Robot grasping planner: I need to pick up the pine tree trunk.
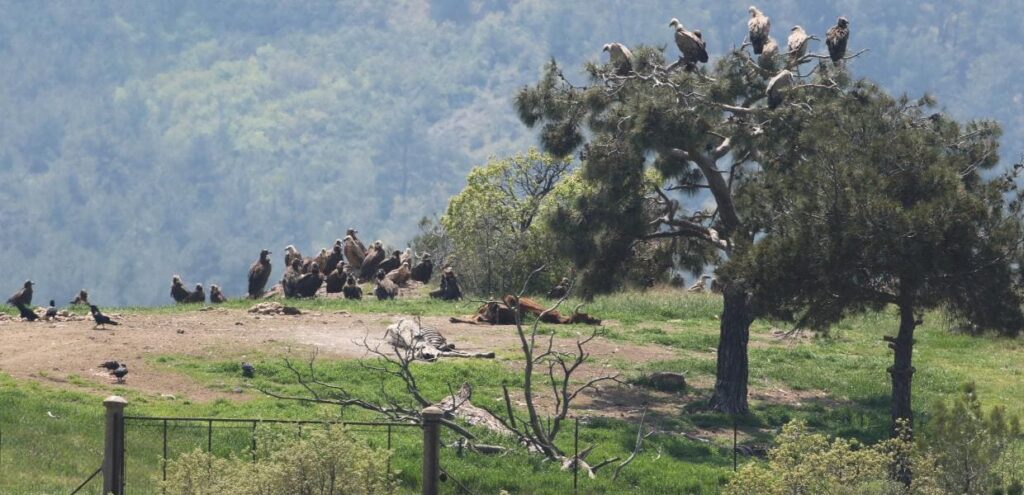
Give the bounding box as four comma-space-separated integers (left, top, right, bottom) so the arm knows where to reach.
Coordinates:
889, 302, 917, 485
709, 290, 753, 415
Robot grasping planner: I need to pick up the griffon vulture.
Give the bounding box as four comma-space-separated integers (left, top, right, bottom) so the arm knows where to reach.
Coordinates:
248, 249, 272, 299
826, 17, 850, 65
766, 69, 795, 109
602, 42, 634, 75
747, 6, 771, 54
283, 245, 303, 269
758, 37, 779, 70
668, 18, 708, 68
386, 262, 412, 287
786, 26, 811, 69
377, 250, 402, 277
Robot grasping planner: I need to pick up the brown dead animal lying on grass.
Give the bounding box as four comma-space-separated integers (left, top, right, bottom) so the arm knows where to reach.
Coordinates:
450, 295, 601, 325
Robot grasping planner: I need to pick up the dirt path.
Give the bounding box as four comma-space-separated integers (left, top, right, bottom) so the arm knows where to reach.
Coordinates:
0, 308, 673, 402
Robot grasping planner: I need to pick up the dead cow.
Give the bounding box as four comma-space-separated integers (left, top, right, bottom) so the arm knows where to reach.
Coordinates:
450, 295, 601, 326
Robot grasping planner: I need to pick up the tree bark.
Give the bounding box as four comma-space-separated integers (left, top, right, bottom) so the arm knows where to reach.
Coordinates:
709, 290, 753, 414
889, 302, 917, 485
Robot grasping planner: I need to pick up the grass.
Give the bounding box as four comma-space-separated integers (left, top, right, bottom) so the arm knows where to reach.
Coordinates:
3, 288, 1024, 493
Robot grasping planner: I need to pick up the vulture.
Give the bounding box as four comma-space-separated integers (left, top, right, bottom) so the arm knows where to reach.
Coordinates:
359, 241, 386, 281
343, 276, 363, 300
688, 275, 711, 293
241, 362, 255, 378
248, 249, 272, 299
400, 247, 413, 266
45, 300, 58, 320
429, 267, 462, 301
668, 18, 708, 69
14, 302, 38, 321
171, 276, 189, 303
548, 277, 570, 299
374, 269, 398, 300
386, 262, 412, 287
313, 248, 329, 274
90, 305, 119, 328
325, 241, 344, 277
282, 258, 303, 298
210, 285, 227, 304
786, 26, 811, 69
343, 229, 367, 268
7, 280, 33, 307
747, 6, 771, 55
826, 17, 850, 65
602, 42, 634, 76
325, 261, 347, 293
186, 284, 206, 304
110, 363, 128, 384
411, 254, 434, 283
766, 69, 795, 109
294, 263, 324, 298
71, 289, 89, 305
758, 37, 779, 70
377, 250, 402, 277
284, 245, 303, 269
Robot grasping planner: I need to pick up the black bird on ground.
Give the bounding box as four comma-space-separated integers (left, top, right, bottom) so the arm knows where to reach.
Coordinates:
7, 280, 33, 306
90, 305, 119, 328
45, 300, 58, 320
248, 249, 272, 299
186, 284, 205, 303
429, 267, 463, 301
548, 278, 570, 299
14, 302, 38, 321
377, 250, 402, 277
210, 285, 227, 304
294, 263, 324, 298
171, 276, 189, 303
282, 258, 303, 298
343, 275, 362, 300
373, 269, 398, 300
325, 261, 347, 293
241, 362, 255, 378
111, 364, 128, 384
411, 253, 434, 283
100, 361, 120, 371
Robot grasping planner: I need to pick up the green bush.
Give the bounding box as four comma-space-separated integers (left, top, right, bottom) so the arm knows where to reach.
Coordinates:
161, 428, 394, 495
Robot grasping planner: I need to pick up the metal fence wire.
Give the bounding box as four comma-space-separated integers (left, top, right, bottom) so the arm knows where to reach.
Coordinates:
120, 415, 419, 494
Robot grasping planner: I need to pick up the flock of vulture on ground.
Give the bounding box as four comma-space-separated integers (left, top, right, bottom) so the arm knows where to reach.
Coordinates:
603, 8, 851, 109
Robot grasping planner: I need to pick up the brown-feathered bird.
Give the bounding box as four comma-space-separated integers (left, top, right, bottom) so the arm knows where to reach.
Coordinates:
411, 253, 434, 283
343, 275, 363, 300
386, 262, 412, 287
758, 36, 779, 70
400, 247, 413, 266
766, 69, 795, 109
786, 25, 811, 69
325, 261, 347, 293
548, 277, 570, 299
826, 17, 849, 65
747, 6, 771, 54
313, 248, 329, 274
210, 285, 227, 304
171, 276, 189, 303
284, 245, 303, 269
377, 250, 402, 277
373, 269, 398, 300
282, 258, 302, 298
602, 42, 634, 75
325, 241, 344, 276
359, 241, 386, 281
343, 229, 367, 267
186, 283, 206, 303
295, 263, 324, 298
248, 249, 272, 299
668, 18, 708, 68
71, 289, 89, 305
7, 280, 33, 307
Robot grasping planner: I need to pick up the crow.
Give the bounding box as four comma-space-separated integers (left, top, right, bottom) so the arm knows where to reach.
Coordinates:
241, 362, 255, 378
100, 361, 120, 371
14, 302, 38, 321
90, 305, 119, 328
45, 300, 58, 320
111, 364, 128, 384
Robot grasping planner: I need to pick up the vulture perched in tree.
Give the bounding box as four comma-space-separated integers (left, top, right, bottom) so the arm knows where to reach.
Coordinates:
248, 249, 272, 299
747, 6, 771, 55
359, 241, 386, 281
602, 42, 634, 76
411, 253, 434, 283
374, 269, 398, 300
295, 263, 324, 298
186, 284, 206, 303
343, 275, 363, 300
71, 289, 89, 305
668, 18, 708, 69
766, 69, 795, 109
325, 261, 347, 293
386, 262, 412, 287
171, 276, 189, 303
7, 280, 33, 307
325, 241, 344, 277
14, 302, 38, 321
758, 37, 779, 70
548, 278, 570, 299
282, 258, 302, 298
377, 250, 402, 277
210, 285, 227, 304
826, 17, 850, 65
786, 26, 811, 69
429, 267, 462, 301
284, 245, 303, 269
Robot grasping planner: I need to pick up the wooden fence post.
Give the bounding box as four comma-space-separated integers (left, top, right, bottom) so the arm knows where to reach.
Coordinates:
421, 406, 442, 495
102, 395, 128, 495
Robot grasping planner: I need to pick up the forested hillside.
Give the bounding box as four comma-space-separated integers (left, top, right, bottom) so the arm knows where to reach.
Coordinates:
1, 0, 1021, 306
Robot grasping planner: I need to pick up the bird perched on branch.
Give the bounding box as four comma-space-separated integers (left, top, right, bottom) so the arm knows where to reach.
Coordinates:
45, 300, 58, 320
7, 280, 33, 307
90, 305, 119, 328
171, 276, 189, 303
826, 17, 850, 65
411, 253, 434, 283
747, 6, 771, 54
343, 275, 363, 300
248, 249, 272, 299
186, 284, 205, 304
14, 302, 38, 321
602, 42, 634, 75
766, 69, 795, 109
668, 18, 708, 69
210, 285, 227, 304
786, 26, 811, 69
758, 36, 779, 70
71, 289, 89, 306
